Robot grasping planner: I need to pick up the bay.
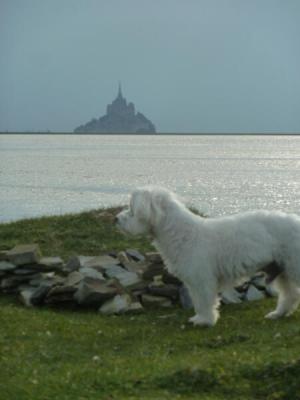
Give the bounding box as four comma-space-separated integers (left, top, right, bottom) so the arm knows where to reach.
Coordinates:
0, 134, 299, 222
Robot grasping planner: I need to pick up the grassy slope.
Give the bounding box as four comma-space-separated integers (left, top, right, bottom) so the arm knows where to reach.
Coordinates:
1, 210, 300, 400
0, 207, 153, 259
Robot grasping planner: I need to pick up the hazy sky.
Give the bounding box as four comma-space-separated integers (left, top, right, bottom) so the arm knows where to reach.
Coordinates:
1, 0, 300, 133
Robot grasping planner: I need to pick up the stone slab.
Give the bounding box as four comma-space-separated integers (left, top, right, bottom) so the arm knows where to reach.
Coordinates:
0, 261, 16, 272
6, 244, 41, 266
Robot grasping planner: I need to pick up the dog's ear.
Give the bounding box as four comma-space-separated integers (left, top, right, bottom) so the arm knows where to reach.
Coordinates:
150, 190, 168, 224
131, 189, 152, 222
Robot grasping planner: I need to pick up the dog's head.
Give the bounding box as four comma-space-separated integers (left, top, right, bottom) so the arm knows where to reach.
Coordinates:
115, 186, 174, 236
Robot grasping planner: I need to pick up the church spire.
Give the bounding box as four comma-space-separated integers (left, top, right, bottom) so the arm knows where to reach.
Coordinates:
118, 81, 123, 98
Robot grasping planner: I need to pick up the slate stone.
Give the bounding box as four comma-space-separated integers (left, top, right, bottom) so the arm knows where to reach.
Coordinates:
6, 244, 41, 266
117, 251, 131, 265
74, 278, 118, 305
29, 273, 64, 287
142, 263, 165, 281
84, 255, 119, 270
148, 284, 179, 301
19, 287, 36, 307
79, 267, 105, 280
117, 252, 147, 275
1, 274, 40, 291
251, 274, 267, 290
65, 256, 94, 271
119, 272, 141, 288
162, 271, 181, 285
126, 249, 145, 262
64, 271, 84, 287
145, 252, 162, 264
179, 285, 193, 309
265, 284, 278, 297
14, 268, 40, 275
0, 250, 8, 261
39, 257, 64, 271
45, 285, 77, 304
141, 294, 172, 308
245, 285, 265, 301
104, 265, 126, 279
99, 294, 143, 315
221, 288, 242, 304
0, 261, 16, 272
20, 283, 53, 307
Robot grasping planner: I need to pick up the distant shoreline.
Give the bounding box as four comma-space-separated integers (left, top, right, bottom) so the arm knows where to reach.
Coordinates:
1, 132, 300, 136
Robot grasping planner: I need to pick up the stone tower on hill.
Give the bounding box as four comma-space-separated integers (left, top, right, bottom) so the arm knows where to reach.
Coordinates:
74, 84, 156, 134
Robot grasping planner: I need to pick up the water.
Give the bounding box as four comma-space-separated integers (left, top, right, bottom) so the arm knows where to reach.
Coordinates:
0, 134, 299, 222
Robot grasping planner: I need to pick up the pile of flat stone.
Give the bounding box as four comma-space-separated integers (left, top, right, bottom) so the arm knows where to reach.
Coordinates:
0, 244, 276, 314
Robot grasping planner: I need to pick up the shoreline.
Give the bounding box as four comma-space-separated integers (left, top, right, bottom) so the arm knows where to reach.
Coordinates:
1, 132, 300, 136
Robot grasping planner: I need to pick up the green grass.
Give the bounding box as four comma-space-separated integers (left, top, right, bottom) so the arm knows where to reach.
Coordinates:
1, 210, 300, 399
0, 207, 153, 259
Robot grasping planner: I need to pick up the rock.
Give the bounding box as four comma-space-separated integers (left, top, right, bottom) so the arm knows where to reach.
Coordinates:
13, 268, 39, 275
79, 267, 105, 281
103, 264, 140, 287
45, 285, 77, 304
145, 252, 162, 264
221, 288, 242, 304
74, 85, 156, 134
38, 257, 64, 271
126, 249, 145, 262
162, 271, 181, 285
142, 263, 165, 281
245, 285, 265, 301
64, 271, 84, 287
65, 256, 94, 271
6, 244, 41, 266
19, 287, 36, 307
104, 265, 126, 278
148, 284, 179, 301
251, 274, 267, 290
117, 251, 131, 265
99, 294, 142, 315
179, 285, 193, 309
20, 283, 52, 307
0, 261, 16, 272
265, 284, 278, 297
29, 273, 64, 287
74, 278, 119, 305
111, 270, 141, 288
1, 274, 40, 291
117, 252, 147, 275
0, 250, 8, 261
151, 275, 164, 287
83, 255, 119, 270
141, 294, 172, 308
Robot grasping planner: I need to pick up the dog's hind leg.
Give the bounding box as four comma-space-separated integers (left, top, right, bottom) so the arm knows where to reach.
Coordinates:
265, 274, 300, 319
186, 282, 220, 327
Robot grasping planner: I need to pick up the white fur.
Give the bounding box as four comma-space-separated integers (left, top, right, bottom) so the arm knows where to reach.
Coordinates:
116, 186, 300, 327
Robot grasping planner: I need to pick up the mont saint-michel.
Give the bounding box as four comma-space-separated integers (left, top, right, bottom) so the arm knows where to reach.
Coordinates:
74, 85, 156, 134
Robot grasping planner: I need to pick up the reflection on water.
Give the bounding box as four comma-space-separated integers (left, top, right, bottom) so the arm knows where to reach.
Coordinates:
0, 134, 299, 222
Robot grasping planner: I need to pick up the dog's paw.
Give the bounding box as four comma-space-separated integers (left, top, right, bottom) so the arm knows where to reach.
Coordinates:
188, 314, 215, 327
265, 311, 282, 320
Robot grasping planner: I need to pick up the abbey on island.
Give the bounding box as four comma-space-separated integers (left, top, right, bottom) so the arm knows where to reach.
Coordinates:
74, 84, 156, 134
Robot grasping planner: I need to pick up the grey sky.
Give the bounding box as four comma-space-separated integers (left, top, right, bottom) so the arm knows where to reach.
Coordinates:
1, 0, 300, 133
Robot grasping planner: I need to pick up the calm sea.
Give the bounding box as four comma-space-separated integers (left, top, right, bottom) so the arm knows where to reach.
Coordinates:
0, 134, 299, 223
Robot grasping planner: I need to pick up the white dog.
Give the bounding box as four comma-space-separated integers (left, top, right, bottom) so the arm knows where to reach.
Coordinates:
116, 186, 300, 326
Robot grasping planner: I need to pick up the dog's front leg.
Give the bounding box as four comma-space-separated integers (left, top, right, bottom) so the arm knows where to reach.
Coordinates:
186, 282, 220, 327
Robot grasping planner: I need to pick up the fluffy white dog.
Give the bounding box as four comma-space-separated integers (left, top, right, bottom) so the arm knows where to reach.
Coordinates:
116, 186, 300, 326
